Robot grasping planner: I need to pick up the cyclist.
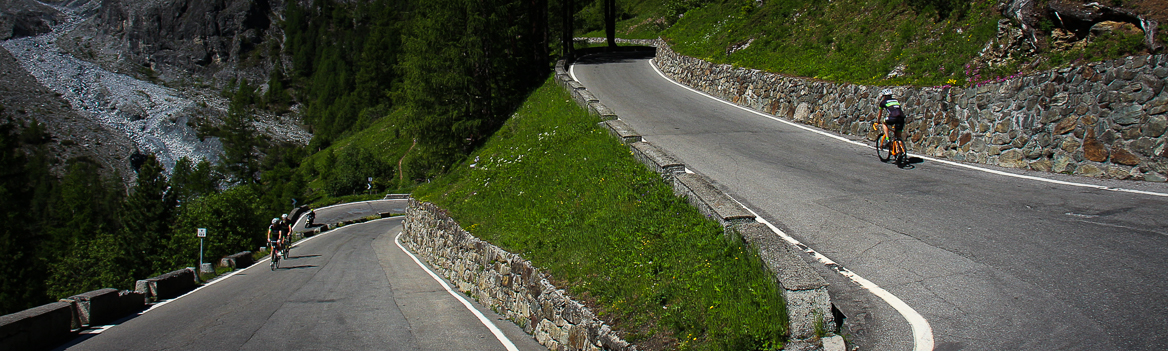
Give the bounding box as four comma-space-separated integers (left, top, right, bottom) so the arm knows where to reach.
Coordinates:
279, 214, 292, 258
266, 218, 282, 262
877, 88, 906, 147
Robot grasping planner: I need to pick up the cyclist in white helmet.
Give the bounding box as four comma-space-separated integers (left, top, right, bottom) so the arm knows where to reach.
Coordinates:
877, 88, 906, 147
266, 218, 282, 262
279, 213, 292, 258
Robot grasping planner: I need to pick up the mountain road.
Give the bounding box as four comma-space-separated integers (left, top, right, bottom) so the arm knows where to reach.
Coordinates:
571, 52, 1168, 351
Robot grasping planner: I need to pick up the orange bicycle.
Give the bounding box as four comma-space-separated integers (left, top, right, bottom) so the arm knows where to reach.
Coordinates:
873, 122, 907, 167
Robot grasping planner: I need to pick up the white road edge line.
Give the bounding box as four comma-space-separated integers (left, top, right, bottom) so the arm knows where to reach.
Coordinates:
395, 232, 520, 351
572, 56, 936, 351
140, 217, 341, 315
88, 204, 412, 335
652, 58, 941, 350
739, 201, 935, 351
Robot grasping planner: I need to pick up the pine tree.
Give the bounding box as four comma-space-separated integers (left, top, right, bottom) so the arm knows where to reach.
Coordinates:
220, 80, 262, 183
121, 154, 176, 278
41, 158, 127, 301
0, 120, 44, 314
171, 157, 219, 204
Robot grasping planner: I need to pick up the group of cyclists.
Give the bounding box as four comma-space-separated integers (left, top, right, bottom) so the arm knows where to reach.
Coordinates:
267, 209, 316, 269
267, 214, 294, 266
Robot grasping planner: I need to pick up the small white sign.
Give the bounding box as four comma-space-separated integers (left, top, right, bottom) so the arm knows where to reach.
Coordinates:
197, 228, 207, 238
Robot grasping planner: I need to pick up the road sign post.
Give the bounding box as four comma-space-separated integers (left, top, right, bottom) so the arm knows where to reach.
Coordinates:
197, 228, 207, 273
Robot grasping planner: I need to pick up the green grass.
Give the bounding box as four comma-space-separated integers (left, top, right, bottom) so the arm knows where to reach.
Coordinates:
412, 78, 788, 350
296, 107, 419, 205
577, 0, 673, 39
613, 0, 1162, 87
660, 0, 1002, 86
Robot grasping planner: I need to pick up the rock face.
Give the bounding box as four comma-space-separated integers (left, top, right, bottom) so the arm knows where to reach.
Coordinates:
58, 0, 282, 88
0, 0, 307, 179
653, 40, 1168, 181
0, 0, 65, 40
1002, 0, 1163, 54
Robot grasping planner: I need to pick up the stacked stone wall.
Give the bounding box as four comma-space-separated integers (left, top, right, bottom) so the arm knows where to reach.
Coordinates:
652, 41, 1168, 181
402, 199, 635, 351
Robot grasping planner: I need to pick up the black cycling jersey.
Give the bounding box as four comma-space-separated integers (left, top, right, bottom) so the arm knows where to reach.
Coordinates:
880, 97, 904, 118
880, 96, 905, 132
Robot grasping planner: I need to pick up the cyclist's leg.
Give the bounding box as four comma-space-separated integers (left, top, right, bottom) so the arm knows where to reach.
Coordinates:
880, 122, 892, 148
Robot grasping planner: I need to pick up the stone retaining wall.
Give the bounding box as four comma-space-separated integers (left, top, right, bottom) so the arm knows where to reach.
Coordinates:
402, 199, 635, 351
652, 40, 1168, 181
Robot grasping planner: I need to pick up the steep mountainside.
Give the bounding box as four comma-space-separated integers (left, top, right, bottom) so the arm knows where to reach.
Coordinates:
0, 42, 135, 182
0, 0, 305, 179
58, 0, 282, 88
0, 0, 64, 40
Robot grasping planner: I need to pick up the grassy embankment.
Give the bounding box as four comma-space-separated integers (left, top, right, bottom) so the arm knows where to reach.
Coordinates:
411, 78, 789, 350
583, 0, 1157, 87
294, 108, 417, 208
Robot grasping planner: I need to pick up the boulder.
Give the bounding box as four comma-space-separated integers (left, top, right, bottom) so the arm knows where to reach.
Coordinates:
1091, 21, 1143, 38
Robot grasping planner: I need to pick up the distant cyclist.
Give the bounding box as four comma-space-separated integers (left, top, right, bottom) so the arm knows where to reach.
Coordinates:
877, 88, 906, 146
267, 218, 282, 262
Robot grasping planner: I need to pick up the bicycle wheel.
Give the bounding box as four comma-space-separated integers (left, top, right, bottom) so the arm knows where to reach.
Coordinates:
875, 130, 891, 162
893, 139, 907, 167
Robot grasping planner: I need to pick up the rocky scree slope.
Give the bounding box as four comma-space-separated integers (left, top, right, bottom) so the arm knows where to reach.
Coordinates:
0, 39, 136, 182
0, 0, 305, 180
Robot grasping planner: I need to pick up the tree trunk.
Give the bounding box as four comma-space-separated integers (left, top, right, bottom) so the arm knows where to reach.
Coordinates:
604, 0, 615, 48
562, 0, 573, 57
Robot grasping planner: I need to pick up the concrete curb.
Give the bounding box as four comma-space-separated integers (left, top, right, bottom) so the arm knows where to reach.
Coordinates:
219, 251, 254, 270
0, 301, 74, 350
135, 268, 198, 301
630, 141, 685, 177
601, 119, 642, 144
561, 42, 840, 349
60, 288, 117, 329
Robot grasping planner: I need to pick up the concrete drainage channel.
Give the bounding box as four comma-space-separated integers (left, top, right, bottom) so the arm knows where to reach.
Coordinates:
0, 209, 401, 351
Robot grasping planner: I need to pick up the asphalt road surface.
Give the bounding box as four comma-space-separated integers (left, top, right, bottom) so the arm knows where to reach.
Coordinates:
572, 52, 1168, 351
60, 200, 544, 351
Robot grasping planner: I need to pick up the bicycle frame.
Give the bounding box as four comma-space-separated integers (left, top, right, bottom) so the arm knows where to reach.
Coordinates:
873, 121, 907, 166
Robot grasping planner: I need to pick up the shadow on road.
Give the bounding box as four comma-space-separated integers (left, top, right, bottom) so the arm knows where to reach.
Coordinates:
278, 265, 318, 270
573, 50, 656, 65
900, 156, 925, 169
289, 254, 321, 259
